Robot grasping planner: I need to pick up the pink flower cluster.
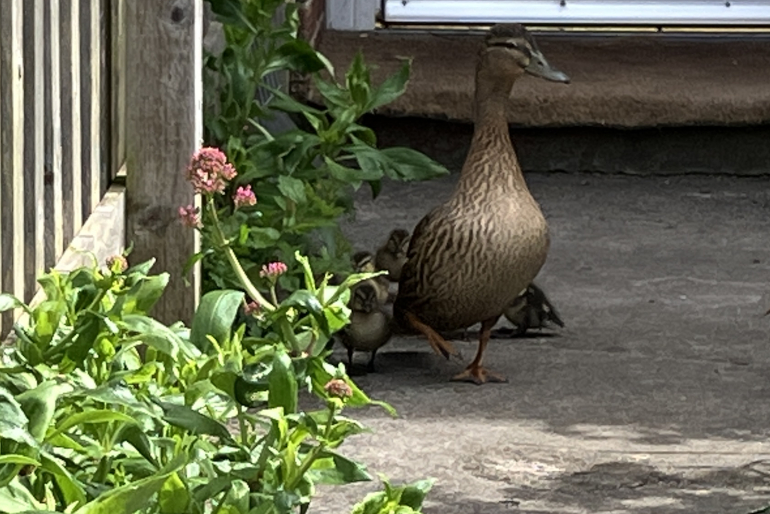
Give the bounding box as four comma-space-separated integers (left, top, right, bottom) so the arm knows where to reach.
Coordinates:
178, 205, 201, 228
186, 147, 236, 195
260, 261, 288, 279
233, 185, 257, 209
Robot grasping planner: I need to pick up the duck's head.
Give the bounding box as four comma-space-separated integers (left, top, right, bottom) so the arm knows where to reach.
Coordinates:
479, 23, 569, 85
351, 282, 378, 313
352, 251, 376, 273
385, 229, 411, 258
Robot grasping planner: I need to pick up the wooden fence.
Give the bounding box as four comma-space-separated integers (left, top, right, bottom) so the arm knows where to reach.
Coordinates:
0, 0, 201, 338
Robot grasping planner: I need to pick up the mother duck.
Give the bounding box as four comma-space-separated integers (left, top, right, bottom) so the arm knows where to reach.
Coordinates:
393, 24, 569, 385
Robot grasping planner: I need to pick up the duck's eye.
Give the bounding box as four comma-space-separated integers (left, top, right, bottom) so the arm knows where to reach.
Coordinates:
496, 42, 519, 50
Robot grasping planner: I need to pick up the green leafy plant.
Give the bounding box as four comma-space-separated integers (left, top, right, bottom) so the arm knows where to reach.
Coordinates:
201, 0, 448, 292
0, 147, 434, 514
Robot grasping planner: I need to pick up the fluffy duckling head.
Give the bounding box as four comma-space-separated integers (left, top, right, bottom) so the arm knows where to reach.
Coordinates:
352, 251, 377, 273
384, 229, 410, 258
350, 282, 379, 314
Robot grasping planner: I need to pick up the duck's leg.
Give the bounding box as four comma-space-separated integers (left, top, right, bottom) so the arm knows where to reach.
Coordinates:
451, 317, 507, 385
404, 312, 460, 360
347, 346, 354, 368
366, 349, 378, 373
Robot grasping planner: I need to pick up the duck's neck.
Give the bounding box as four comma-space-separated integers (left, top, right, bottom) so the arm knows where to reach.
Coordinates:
457, 73, 526, 193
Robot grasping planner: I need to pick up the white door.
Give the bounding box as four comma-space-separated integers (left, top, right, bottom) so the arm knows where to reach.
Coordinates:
383, 0, 770, 25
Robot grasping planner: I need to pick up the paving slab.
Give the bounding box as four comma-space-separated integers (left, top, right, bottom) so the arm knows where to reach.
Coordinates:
314, 172, 770, 514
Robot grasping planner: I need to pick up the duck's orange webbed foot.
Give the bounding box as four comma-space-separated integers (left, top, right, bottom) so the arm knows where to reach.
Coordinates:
451, 365, 507, 385
404, 312, 461, 361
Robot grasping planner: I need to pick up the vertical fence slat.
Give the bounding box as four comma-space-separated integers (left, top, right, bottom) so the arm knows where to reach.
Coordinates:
44, 0, 64, 269
100, 0, 111, 193
0, 0, 26, 334
60, 0, 83, 245
111, 0, 126, 178
80, 0, 102, 219
125, 0, 202, 326
91, 0, 103, 207
23, 0, 46, 302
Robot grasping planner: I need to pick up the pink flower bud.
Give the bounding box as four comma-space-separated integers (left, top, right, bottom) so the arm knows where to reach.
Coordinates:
233, 185, 257, 209
178, 204, 202, 228
259, 261, 288, 279
324, 379, 352, 399
244, 300, 260, 316
106, 255, 128, 273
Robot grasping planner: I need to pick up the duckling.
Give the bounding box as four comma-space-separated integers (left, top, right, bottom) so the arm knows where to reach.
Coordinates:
375, 229, 410, 282
495, 283, 565, 337
339, 281, 393, 372
393, 24, 569, 384
352, 250, 390, 305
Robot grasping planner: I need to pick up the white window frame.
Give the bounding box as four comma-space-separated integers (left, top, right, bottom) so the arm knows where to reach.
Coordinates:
382, 0, 770, 26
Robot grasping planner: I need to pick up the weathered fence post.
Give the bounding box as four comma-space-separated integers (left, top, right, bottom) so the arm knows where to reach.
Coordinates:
125, 0, 202, 326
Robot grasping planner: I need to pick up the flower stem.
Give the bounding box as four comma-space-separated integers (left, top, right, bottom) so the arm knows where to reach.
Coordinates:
207, 197, 275, 311
287, 401, 338, 490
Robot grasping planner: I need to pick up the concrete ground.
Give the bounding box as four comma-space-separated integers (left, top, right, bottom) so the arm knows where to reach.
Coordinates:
315, 171, 770, 513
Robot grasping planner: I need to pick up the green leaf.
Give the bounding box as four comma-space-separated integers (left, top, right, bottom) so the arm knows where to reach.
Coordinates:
39, 451, 88, 508
64, 313, 102, 366
309, 450, 372, 485
220, 479, 250, 514
400, 478, 436, 510
158, 471, 189, 514
268, 346, 298, 415
281, 290, 323, 314
379, 147, 449, 181
324, 157, 382, 186
74, 453, 187, 514
117, 425, 158, 467
120, 274, 170, 315
190, 290, 245, 352
0, 455, 40, 467
247, 227, 281, 249
15, 380, 62, 443
49, 410, 137, 441
307, 359, 396, 416
156, 402, 235, 444
0, 387, 37, 448
274, 39, 332, 74
277, 175, 307, 204
0, 294, 31, 315
0, 478, 45, 513
367, 58, 412, 112
120, 315, 196, 360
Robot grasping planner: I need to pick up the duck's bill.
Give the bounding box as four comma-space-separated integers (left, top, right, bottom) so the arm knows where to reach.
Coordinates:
525, 49, 570, 83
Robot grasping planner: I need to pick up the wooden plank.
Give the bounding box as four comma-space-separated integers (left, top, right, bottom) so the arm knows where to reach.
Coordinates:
5, 184, 127, 347
100, 0, 111, 194
60, 0, 83, 245
44, 0, 64, 269
124, 0, 202, 326
0, 0, 26, 335
110, 0, 126, 179
23, 0, 46, 302
80, 0, 103, 217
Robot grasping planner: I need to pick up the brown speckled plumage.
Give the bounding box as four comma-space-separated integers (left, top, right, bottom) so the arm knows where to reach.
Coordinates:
393, 23, 569, 384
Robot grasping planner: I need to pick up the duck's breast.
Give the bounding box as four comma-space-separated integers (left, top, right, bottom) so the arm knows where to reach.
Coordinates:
401, 192, 549, 330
